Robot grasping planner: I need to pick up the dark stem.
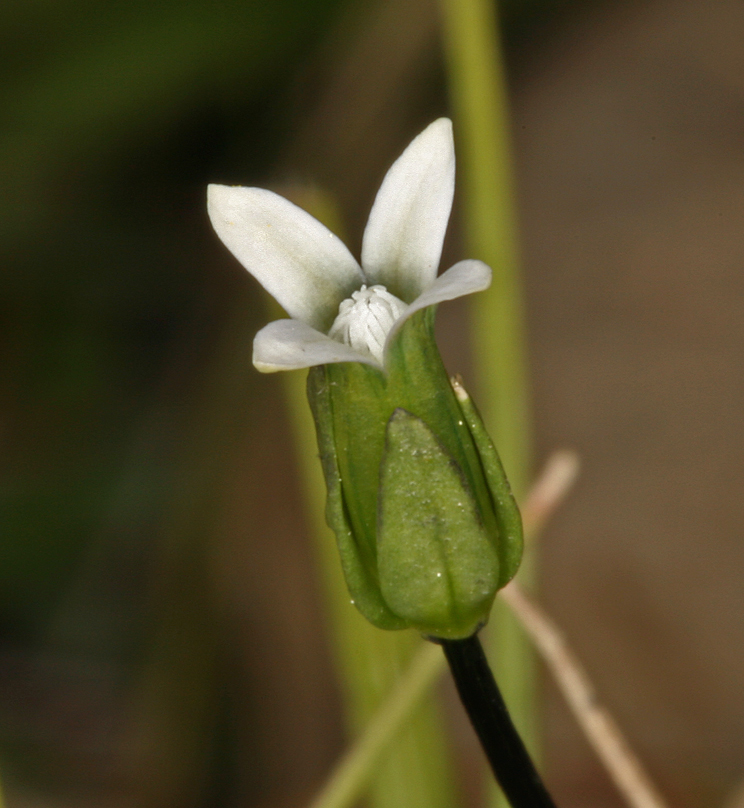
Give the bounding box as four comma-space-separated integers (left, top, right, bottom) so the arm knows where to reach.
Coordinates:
440, 634, 558, 808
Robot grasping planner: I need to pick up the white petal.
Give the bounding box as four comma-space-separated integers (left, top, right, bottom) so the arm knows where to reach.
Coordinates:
208, 185, 364, 331
253, 319, 380, 373
361, 118, 455, 302
384, 260, 492, 349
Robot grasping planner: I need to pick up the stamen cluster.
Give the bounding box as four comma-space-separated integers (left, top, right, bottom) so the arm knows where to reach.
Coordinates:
328, 285, 407, 363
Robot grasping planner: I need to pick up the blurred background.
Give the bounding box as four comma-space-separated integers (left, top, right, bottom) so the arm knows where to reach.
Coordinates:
1, 0, 743, 806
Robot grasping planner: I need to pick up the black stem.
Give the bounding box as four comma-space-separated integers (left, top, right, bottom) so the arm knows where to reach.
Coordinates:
440, 634, 558, 808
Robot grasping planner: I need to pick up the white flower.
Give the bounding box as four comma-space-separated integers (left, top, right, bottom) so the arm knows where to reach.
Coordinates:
207, 118, 491, 372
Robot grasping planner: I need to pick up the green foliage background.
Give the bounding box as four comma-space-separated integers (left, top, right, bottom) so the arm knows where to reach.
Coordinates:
3, 1, 564, 803
6, 1, 742, 807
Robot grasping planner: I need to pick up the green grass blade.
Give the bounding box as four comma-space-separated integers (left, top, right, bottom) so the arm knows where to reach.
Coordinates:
438, 2, 537, 806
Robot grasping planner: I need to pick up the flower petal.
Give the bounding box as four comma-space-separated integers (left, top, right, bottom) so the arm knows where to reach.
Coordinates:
384, 259, 492, 350
361, 118, 455, 302
253, 319, 379, 373
208, 185, 364, 331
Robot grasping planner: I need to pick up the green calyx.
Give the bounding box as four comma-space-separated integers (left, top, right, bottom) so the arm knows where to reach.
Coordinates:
378, 409, 500, 638
307, 308, 523, 639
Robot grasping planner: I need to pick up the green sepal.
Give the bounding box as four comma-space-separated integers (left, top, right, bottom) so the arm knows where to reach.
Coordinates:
377, 409, 501, 639
322, 309, 500, 570
306, 308, 515, 636
307, 365, 406, 630
452, 377, 524, 587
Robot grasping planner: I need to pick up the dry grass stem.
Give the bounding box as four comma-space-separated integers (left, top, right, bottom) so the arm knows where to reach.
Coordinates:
519, 450, 580, 537
500, 581, 670, 808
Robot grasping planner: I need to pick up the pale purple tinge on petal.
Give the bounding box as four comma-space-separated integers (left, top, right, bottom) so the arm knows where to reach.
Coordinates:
361, 118, 456, 303
383, 259, 493, 350
207, 185, 364, 332
253, 319, 380, 373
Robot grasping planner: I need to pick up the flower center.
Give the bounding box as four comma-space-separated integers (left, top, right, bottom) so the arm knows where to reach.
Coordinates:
328, 284, 408, 363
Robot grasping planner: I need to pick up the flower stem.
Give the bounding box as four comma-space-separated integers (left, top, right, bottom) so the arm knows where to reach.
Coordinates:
440, 634, 557, 808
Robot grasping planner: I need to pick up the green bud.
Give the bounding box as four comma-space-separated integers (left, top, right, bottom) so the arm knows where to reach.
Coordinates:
307, 307, 522, 639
